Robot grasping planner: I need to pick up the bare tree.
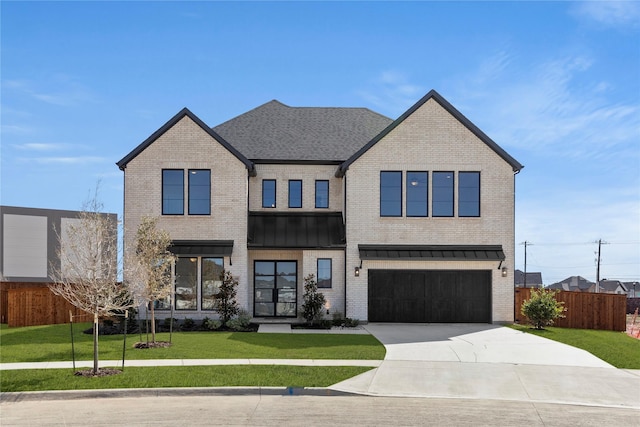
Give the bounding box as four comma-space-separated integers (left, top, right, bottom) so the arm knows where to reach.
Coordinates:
49, 191, 133, 375
126, 216, 176, 344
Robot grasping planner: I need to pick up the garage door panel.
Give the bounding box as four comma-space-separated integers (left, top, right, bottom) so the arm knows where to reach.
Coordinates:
368, 269, 491, 323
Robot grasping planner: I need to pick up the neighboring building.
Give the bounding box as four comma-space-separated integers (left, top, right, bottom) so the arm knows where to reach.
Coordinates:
624, 282, 639, 298
598, 280, 628, 295
514, 269, 543, 288
547, 276, 596, 293
117, 90, 523, 324
0, 206, 117, 324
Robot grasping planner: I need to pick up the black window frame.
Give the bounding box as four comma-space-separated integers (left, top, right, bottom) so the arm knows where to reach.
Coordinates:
317, 258, 332, 288
432, 171, 455, 217
188, 169, 211, 215
262, 179, 276, 208
315, 180, 329, 209
458, 171, 481, 217
200, 257, 224, 311
380, 171, 403, 217
162, 169, 184, 215
288, 179, 302, 208
406, 171, 428, 217
174, 256, 198, 311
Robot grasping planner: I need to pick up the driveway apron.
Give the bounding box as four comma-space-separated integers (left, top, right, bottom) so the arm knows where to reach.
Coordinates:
329, 323, 640, 409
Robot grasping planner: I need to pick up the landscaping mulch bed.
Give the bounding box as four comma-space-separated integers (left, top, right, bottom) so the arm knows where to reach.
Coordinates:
74, 368, 122, 377
133, 341, 172, 349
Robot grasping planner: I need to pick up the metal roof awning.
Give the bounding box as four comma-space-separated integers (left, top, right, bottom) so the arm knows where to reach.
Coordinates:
169, 240, 234, 256
248, 212, 346, 249
358, 244, 505, 261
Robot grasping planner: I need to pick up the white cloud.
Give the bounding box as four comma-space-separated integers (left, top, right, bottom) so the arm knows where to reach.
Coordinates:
571, 1, 640, 29
3, 77, 95, 107
451, 52, 640, 161
13, 143, 74, 151
28, 156, 106, 165
357, 71, 425, 116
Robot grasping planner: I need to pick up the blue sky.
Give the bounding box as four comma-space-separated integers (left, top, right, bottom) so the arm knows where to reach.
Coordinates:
2, 1, 639, 285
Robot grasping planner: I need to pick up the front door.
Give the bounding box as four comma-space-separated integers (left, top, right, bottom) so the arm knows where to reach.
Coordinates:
254, 261, 297, 317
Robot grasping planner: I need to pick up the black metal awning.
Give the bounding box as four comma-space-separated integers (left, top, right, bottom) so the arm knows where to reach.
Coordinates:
169, 240, 234, 256
358, 244, 505, 261
248, 212, 346, 249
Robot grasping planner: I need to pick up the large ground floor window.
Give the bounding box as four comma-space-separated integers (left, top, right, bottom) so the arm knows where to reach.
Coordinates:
254, 260, 297, 317
156, 256, 224, 311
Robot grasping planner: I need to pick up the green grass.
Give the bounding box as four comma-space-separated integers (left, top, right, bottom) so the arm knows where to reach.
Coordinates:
0, 323, 385, 363
0, 365, 373, 392
509, 324, 640, 369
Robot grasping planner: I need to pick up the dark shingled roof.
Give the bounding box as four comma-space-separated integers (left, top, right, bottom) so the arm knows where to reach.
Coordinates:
358, 244, 506, 261
248, 212, 346, 249
213, 100, 393, 162
514, 269, 543, 286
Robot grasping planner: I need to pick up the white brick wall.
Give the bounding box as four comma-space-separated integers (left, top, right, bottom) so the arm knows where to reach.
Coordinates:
123, 116, 251, 317
248, 164, 342, 212
344, 98, 516, 323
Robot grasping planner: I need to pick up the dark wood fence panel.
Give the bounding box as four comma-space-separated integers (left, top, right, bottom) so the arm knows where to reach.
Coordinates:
4, 286, 89, 327
515, 287, 627, 331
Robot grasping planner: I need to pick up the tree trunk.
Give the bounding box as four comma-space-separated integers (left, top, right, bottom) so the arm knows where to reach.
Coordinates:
150, 304, 156, 343
93, 313, 99, 374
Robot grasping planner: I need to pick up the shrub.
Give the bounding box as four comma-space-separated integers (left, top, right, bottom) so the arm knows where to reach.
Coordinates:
227, 309, 252, 331
521, 288, 566, 330
301, 274, 326, 326
203, 317, 222, 331
181, 318, 195, 331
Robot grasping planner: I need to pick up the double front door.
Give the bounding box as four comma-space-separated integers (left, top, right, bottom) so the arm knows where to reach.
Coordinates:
254, 261, 297, 317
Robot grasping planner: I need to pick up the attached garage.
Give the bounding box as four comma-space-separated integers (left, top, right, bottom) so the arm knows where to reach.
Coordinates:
368, 269, 491, 323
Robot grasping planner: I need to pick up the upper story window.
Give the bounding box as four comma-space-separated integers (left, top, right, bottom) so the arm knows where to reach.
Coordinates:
406, 171, 428, 217
432, 171, 454, 217
262, 179, 276, 208
458, 172, 480, 217
162, 169, 184, 215
288, 180, 302, 208
317, 258, 332, 288
380, 171, 402, 217
315, 180, 329, 209
188, 170, 211, 215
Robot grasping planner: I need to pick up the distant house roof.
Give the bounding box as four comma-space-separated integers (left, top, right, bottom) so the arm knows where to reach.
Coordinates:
599, 280, 628, 293
247, 212, 346, 249
547, 276, 595, 292
337, 90, 524, 176
213, 100, 393, 163
358, 244, 505, 261
514, 269, 543, 286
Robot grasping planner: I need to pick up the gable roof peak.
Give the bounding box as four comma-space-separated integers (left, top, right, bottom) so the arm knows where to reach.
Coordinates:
337, 89, 524, 176
116, 107, 254, 173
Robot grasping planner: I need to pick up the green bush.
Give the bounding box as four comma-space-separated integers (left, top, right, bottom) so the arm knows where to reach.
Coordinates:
215, 270, 240, 324
521, 288, 566, 330
227, 309, 252, 331
203, 317, 222, 331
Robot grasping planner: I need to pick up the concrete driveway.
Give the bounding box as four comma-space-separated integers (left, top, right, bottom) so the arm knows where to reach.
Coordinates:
330, 323, 640, 409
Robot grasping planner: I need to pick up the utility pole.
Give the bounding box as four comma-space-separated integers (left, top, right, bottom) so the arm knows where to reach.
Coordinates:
595, 239, 602, 293
520, 241, 531, 288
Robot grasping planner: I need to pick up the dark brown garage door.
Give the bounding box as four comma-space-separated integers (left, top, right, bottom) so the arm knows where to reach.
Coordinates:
368, 270, 491, 323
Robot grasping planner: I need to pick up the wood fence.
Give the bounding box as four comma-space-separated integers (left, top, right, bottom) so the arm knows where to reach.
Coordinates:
515, 287, 627, 331
1, 284, 90, 327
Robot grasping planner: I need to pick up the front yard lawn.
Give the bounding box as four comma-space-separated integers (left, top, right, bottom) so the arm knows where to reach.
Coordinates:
509, 324, 640, 369
0, 323, 385, 363
0, 365, 373, 392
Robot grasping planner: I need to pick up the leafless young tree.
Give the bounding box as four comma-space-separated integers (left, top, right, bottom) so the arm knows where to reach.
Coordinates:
125, 216, 176, 344
49, 191, 133, 375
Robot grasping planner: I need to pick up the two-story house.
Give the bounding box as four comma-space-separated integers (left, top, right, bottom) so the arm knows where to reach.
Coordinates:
117, 90, 523, 324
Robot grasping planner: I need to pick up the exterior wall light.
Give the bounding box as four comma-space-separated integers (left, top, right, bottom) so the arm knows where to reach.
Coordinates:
501, 267, 508, 277
355, 267, 360, 277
